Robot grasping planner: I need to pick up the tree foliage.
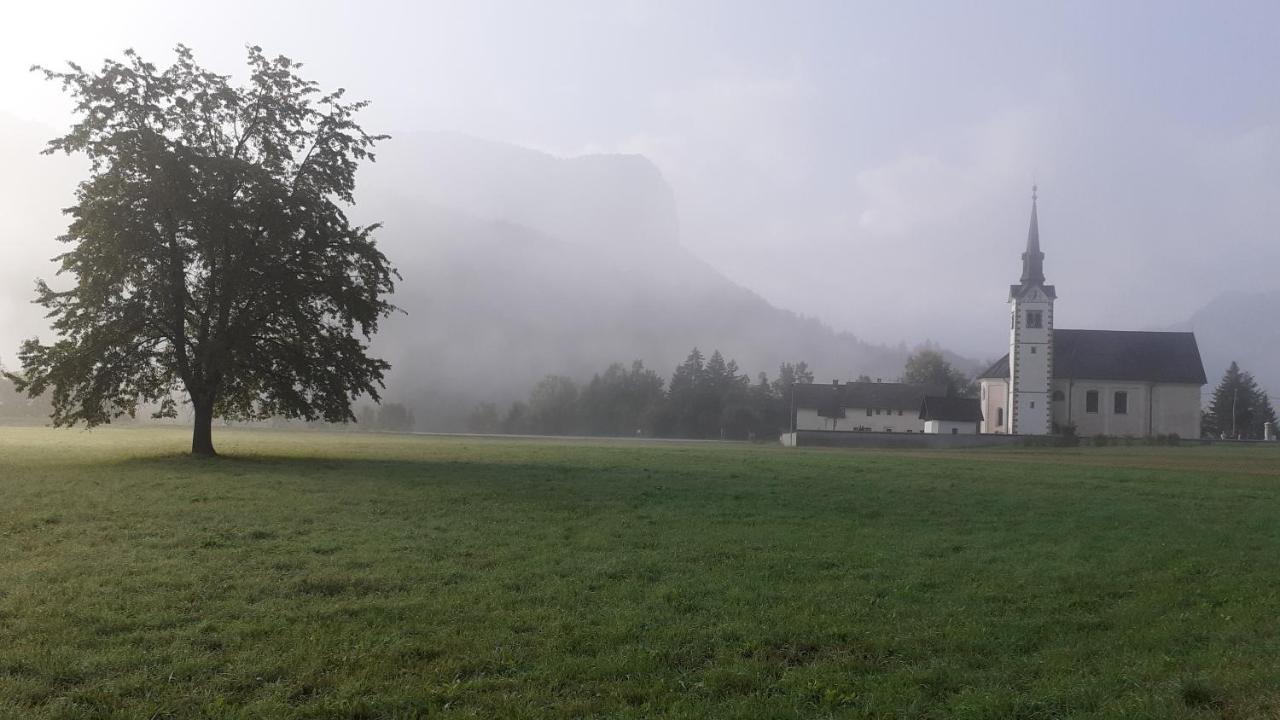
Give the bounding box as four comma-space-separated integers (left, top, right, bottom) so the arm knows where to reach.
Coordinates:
1206, 362, 1277, 439
901, 348, 976, 397
579, 361, 665, 436
9, 46, 396, 455
526, 376, 581, 436
491, 352, 816, 440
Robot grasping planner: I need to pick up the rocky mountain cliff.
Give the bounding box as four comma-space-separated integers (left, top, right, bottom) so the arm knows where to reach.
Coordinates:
357, 133, 940, 430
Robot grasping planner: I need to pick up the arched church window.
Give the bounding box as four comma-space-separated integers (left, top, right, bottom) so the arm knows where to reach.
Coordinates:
1052, 390, 1065, 402
1026, 310, 1043, 328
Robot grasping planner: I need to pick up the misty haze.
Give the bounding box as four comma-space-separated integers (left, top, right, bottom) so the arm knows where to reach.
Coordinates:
2, 2, 1279, 717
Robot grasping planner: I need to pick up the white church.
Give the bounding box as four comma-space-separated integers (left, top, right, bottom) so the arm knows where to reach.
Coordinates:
977, 190, 1206, 437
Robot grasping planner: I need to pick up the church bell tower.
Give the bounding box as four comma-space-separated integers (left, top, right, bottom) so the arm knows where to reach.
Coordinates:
1007, 187, 1055, 434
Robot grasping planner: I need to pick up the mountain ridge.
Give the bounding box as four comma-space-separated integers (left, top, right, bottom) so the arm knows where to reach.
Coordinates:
357, 132, 968, 429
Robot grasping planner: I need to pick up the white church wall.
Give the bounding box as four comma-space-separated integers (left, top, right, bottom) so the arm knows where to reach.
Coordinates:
979, 379, 1007, 434
1151, 384, 1202, 438
985, 378, 1199, 437
1053, 380, 1165, 437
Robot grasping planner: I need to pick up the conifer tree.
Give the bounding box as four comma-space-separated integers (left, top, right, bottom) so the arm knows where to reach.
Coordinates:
1207, 362, 1278, 439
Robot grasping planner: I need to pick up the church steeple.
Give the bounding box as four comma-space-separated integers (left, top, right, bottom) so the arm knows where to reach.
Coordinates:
1020, 185, 1045, 285
1005, 184, 1055, 435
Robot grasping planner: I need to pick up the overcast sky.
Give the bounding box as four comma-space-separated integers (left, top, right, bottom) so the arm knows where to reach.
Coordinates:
3, 0, 1280, 360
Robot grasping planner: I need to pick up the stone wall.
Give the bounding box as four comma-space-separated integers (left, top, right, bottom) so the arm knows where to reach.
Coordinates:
780, 430, 1029, 449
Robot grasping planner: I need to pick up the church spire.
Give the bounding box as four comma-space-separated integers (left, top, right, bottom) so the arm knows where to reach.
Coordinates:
1020, 185, 1045, 285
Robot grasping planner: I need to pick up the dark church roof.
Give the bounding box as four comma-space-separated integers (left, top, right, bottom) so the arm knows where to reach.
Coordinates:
1009, 190, 1056, 300
1021, 187, 1045, 285
978, 329, 1207, 384
919, 396, 983, 422
792, 381, 943, 413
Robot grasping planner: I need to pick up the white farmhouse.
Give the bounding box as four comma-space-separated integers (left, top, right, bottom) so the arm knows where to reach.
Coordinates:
792, 380, 941, 433
977, 190, 1207, 437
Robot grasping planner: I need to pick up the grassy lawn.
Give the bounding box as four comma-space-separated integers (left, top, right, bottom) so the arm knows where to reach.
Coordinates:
1, 427, 1279, 719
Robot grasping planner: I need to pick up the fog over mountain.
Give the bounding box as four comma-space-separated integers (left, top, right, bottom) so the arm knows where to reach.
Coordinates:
4, 2, 1280, 428
1167, 291, 1280, 400
358, 134, 943, 429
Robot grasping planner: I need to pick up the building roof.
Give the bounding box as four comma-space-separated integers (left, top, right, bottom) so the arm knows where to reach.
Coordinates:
1008, 189, 1056, 301
792, 381, 943, 413
1021, 187, 1045, 285
978, 329, 1208, 385
919, 396, 983, 422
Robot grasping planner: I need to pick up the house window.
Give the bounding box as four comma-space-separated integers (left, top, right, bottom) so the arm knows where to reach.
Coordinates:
996, 407, 1004, 426
1085, 390, 1099, 413
1052, 390, 1064, 401
865, 408, 872, 417
1030, 346, 1037, 354
1030, 401, 1036, 409
898, 409, 903, 416
875, 408, 881, 415
951, 428, 959, 435
1026, 310, 1043, 328
1114, 391, 1128, 415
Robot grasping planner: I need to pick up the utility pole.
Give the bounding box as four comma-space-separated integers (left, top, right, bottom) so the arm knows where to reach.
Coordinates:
1232, 387, 1238, 439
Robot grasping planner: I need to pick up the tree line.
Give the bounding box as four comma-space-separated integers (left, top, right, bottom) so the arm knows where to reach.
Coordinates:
466, 347, 974, 440
466, 350, 815, 439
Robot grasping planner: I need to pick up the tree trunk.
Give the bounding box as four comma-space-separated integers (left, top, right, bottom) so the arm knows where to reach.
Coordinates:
192, 399, 216, 456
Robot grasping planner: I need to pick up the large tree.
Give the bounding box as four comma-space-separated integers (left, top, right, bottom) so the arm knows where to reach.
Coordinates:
8, 46, 397, 455
1207, 362, 1277, 439
901, 348, 976, 397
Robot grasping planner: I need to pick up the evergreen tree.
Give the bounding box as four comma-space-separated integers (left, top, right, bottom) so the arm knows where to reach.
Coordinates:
664, 348, 706, 437
745, 372, 779, 438
526, 375, 580, 435
1208, 362, 1278, 439
579, 361, 665, 436
771, 361, 814, 432
702, 350, 750, 438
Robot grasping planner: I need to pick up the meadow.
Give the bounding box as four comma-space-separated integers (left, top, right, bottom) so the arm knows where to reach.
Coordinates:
1, 427, 1278, 719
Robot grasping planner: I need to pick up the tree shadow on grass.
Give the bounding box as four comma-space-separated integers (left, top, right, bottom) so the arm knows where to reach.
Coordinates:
102, 451, 627, 499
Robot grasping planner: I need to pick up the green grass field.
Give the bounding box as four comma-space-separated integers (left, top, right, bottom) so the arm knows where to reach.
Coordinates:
2, 427, 1279, 719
